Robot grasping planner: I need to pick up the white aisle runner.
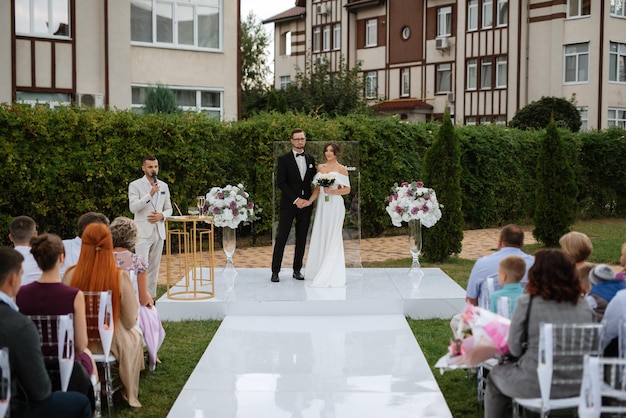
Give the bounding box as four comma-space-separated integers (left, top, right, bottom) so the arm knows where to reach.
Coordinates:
167, 314, 452, 418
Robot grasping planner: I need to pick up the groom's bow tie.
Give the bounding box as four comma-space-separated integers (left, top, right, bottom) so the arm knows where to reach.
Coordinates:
295, 153, 305, 157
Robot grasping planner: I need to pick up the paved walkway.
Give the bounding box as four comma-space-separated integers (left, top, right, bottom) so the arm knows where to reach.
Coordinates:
158, 228, 538, 285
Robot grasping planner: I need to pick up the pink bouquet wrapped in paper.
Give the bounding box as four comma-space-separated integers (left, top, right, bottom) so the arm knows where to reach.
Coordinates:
447, 304, 511, 366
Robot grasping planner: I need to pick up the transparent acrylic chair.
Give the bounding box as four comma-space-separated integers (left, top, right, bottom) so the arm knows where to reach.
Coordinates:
578, 354, 626, 418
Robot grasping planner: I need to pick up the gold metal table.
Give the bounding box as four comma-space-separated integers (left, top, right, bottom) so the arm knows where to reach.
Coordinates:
165, 215, 215, 300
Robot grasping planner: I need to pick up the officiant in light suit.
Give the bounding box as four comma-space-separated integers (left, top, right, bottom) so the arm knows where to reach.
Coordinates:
129, 155, 172, 299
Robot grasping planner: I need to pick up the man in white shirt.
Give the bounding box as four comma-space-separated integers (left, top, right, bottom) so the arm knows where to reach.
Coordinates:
60, 212, 109, 278
8, 215, 42, 286
129, 155, 172, 298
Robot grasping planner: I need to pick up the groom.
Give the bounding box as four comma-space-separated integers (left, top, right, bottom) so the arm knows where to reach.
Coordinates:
271, 129, 316, 282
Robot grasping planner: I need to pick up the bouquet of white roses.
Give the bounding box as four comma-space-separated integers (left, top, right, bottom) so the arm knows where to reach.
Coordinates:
385, 181, 442, 228
316, 173, 336, 202
205, 183, 256, 228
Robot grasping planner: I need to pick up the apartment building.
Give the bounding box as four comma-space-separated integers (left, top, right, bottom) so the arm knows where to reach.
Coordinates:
0, 0, 240, 120
264, 0, 626, 129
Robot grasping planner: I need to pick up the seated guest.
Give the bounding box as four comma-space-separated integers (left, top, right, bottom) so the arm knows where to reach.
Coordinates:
602, 288, 626, 357
614, 242, 626, 282
110, 216, 165, 371
484, 249, 595, 418
489, 255, 526, 315
0, 247, 91, 418
61, 212, 110, 279
466, 224, 534, 306
64, 223, 144, 408
559, 231, 595, 293
16, 233, 98, 382
586, 264, 626, 321
8, 215, 42, 286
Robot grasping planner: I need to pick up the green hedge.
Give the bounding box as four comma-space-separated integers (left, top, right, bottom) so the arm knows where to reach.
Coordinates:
1, 105, 625, 246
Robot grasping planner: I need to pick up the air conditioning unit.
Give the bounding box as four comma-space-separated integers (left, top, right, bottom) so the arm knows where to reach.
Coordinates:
314, 56, 322, 66
77, 93, 104, 109
316, 4, 329, 15
447, 92, 455, 102
435, 37, 448, 50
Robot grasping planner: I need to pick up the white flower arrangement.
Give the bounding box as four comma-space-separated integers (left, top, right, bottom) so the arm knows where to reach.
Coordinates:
205, 183, 256, 229
385, 181, 443, 228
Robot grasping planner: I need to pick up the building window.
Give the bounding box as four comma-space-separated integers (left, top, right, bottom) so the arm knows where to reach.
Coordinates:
401, 68, 410, 97
467, 59, 477, 90
609, 42, 626, 83
468, 0, 478, 31
495, 116, 507, 125
313, 27, 321, 52
279, 76, 291, 90
131, 0, 221, 50
280, 31, 292, 56
496, 56, 507, 88
16, 91, 72, 108
365, 71, 377, 99
15, 0, 70, 37
131, 86, 222, 118
497, 0, 508, 26
578, 107, 588, 131
323, 25, 331, 51
608, 108, 626, 128
568, 0, 591, 18
482, 0, 493, 28
611, 0, 626, 17
564, 43, 589, 83
333, 24, 341, 50
481, 58, 493, 89
365, 19, 377, 47
466, 117, 477, 125
436, 63, 452, 93
437, 6, 452, 37
480, 116, 492, 125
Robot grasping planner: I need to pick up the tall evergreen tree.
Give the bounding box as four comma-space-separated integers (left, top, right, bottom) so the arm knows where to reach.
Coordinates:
533, 118, 578, 246
422, 106, 464, 262
144, 85, 178, 114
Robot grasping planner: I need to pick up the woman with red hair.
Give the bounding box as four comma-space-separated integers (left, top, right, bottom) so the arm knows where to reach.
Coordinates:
484, 249, 595, 417
64, 223, 144, 408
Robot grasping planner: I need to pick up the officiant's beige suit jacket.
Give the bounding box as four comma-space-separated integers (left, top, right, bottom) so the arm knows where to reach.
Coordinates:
128, 176, 173, 240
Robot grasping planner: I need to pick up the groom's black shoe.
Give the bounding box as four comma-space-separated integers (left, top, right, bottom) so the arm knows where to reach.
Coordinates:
271, 273, 280, 283
293, 271, 305, 280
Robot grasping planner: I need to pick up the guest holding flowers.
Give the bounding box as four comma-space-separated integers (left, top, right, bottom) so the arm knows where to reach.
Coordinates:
484, 249, 595, 418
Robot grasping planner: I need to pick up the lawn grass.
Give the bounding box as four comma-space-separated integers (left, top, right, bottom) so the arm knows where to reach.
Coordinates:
112, 219, 626, 417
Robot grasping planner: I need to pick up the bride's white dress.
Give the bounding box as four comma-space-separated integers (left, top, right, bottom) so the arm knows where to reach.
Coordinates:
306, 171, 350, 287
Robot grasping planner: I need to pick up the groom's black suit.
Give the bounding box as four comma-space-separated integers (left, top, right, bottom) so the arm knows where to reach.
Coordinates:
271, 150, 317, 274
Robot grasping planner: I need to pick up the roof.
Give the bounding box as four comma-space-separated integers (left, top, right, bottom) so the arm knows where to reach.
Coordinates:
345, 0, 385, 11
262, 7, 306, 24
374, 98, 433, 111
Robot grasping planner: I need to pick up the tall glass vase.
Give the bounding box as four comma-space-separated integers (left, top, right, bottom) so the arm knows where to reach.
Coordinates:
222, 226, 238, 289
408, 219, 422, 272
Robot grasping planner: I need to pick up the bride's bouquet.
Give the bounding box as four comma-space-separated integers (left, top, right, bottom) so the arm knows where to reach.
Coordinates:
316, 173, 336, 202
205, 183, 256, 228
445, 304, 511, 367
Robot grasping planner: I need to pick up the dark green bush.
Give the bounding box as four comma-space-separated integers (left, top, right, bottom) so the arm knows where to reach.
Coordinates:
509, 96, 582, 132
1, 104, 625, 248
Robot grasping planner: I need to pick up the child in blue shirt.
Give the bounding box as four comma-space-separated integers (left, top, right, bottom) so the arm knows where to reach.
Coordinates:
490, 255, 526, 316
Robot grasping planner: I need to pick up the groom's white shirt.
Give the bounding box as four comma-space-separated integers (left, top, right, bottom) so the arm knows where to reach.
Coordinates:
128, 176, 172, 240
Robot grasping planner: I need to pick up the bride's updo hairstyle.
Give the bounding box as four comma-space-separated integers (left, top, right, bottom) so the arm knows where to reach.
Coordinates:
324, 141, 340, 155
30, 233, 65, 271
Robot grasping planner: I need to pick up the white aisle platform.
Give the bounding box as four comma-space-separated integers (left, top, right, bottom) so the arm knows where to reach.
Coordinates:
167, 314, 453, 418
162, 268, 465, 417
157, 268, 466, 320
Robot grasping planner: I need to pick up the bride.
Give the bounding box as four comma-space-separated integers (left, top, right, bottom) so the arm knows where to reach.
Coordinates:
305, 142, 351, 287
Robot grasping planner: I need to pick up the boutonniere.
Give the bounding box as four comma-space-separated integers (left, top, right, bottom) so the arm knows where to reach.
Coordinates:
308, 164, 313, 169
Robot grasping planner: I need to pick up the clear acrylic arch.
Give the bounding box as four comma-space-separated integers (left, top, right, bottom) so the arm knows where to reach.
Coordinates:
272, 141, 362, 268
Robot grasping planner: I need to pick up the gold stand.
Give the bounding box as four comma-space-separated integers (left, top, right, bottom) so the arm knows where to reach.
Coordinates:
165, 215, 215, 300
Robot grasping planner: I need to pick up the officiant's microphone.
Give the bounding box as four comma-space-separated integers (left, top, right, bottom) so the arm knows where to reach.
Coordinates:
151, 172, 158, 185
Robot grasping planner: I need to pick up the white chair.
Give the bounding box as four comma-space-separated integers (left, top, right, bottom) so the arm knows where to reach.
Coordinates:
478, 277, 498, 310
619, 318, 626, 359
496, 296, 513, 319
0, 347, 10, 418
578, 355, 626, 418
476, 277, 499, 406
84, 291, 121, 416
513, 322, 604, 418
